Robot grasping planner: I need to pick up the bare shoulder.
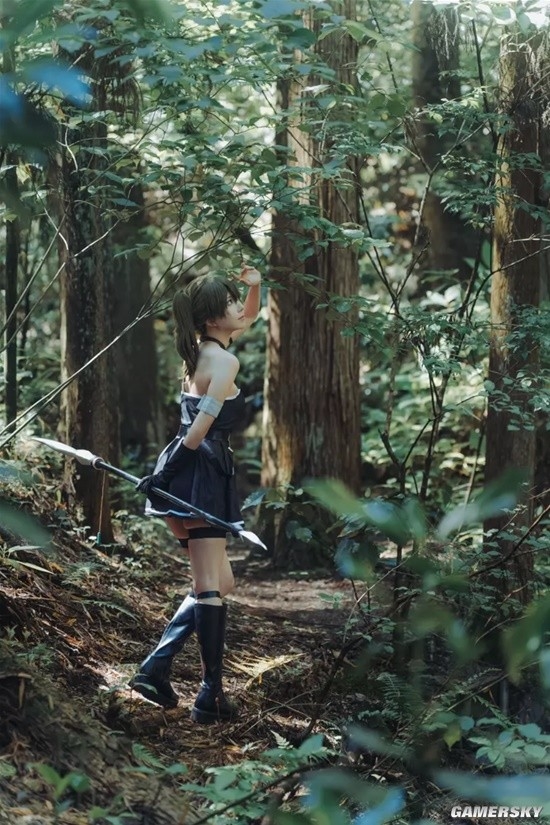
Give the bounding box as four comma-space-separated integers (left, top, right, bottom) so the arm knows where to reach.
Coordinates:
212, 348, 239, 376
206, 350, 240, 400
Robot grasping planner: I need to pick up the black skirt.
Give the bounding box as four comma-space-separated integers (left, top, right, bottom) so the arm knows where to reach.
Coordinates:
144, 389, 246, 528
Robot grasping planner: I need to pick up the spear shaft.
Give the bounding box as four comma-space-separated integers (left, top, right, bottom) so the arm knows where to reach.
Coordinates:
31, 436, 267, 551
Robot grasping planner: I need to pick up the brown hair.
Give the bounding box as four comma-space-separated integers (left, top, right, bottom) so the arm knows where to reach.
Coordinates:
172, 274, 241, 376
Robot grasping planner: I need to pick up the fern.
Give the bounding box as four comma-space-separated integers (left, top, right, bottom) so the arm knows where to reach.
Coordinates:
436, 667, 502, 714
131, 743, 166, 770
81, 599, 137, 619
375, 672, 420, 725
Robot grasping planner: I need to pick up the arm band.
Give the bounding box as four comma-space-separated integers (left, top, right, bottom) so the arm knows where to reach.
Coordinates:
197, 394, 223, 418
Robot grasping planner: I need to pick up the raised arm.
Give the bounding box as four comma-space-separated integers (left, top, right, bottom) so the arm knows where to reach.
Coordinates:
231, 266, 261, 341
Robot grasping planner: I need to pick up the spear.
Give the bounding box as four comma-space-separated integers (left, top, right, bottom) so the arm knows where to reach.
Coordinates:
32, 436, 267, 551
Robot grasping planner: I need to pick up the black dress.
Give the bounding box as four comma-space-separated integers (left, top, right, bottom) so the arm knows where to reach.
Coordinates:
144, 389, 246, 528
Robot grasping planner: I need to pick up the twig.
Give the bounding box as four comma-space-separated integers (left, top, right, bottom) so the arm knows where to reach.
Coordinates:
301, 637, 365, 741
191, 766, 306, 825
471, 19, 497, 148
260, 776, 301, 825
469, 500, 550, 579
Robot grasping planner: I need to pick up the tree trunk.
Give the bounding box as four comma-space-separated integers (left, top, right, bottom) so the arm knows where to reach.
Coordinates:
262, 0, 361, 567
535, 97, 550, 513
410, 0, 478, 284
3, 159, 19, 432
57, 124, 118, 543
112, 183, 162, 459
2, 35, 19, 431
484, 32, 546, 604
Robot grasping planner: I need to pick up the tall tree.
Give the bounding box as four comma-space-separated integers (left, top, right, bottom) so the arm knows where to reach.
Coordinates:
56, 46, 119, 543
410, 0, 478, 283
2, 155, 19, 433
262, 0, 361, 565
2, 36, 19, 432
484, 29, 547, 603
112, 182, 162, 459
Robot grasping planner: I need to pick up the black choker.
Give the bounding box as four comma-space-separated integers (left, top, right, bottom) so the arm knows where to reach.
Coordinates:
200, 335, 227, 350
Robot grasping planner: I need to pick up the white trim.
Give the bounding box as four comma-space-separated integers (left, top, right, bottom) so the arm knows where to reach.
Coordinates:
183, 388, 241, 401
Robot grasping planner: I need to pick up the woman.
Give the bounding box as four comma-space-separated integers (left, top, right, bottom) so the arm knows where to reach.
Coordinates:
129, 266, 262, 723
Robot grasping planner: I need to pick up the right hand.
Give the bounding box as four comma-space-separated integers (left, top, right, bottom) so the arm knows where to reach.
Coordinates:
239, 265, 261, 286
135, 444, 197, 495
135, 473, 167, 494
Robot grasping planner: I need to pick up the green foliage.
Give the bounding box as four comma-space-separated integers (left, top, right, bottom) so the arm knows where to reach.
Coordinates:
467, 718, 550, 769
437, 470, 526, 539
504, 594, 550, 682
0, 501, 51, 547
178, 735, 328, 824
33, 763, 91, 818
129, 742, 188, 776
33, 761, 135, 824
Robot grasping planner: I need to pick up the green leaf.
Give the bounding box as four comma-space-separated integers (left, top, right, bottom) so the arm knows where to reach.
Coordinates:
305, 479, 365, 519
353, 788, 405, 824
260, 0, 303, 19
124, 0, 173, 24
5, 0, 60, 40
284, 27, 317, 49
307, 768, 404, 812
540, 648, 550, 690
435, 770, 550, 805
35, 763, 62, 789
401, 498, 427, 541
518, 10, 548, 31
0, 501, 51, 547
342, 20, 372, 43
362, 499, 409, 545
22, 59, 90, 106
346, 726, 412, 760
67, 772, 90, 794
459, 716, 475, 732
112, 198, 139, 207
523, 744, 548, 761
0, 762, 16, 779
0, 83, 57, 148
503, 594, 550, 682
442, 722, 462, 749
436, 470, 525, 538
517, 723, 542, 739
164, 763, 188, 775
409, 600, 473, 661
490, 5, 516, 25
132, 743, 166, 769
213, 768, 238, 791
297, 733, 325, 757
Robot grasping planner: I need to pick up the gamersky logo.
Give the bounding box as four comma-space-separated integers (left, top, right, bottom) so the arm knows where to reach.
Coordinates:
450, 806, 544, 819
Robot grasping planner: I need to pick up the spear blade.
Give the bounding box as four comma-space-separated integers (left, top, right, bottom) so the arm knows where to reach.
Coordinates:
31, 436, 98, 465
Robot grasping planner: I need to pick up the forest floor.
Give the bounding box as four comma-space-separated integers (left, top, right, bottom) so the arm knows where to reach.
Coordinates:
0, 487, 383, 825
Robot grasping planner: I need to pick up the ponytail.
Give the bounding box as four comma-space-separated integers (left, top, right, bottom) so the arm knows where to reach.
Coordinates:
172, 274, 242, 376
172, 290, 199, 377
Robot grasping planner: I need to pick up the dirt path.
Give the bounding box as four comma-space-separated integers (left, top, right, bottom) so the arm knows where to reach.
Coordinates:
103, 551, 361, 772
0, 527, 367, 823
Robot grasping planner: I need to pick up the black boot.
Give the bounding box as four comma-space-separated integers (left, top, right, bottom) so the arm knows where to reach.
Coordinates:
191, 601, 236, 724
129, 592, 196, 708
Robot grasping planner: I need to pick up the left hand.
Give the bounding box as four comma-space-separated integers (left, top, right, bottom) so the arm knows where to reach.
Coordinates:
239, 265, 261, 286
135, 473, 168, 494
